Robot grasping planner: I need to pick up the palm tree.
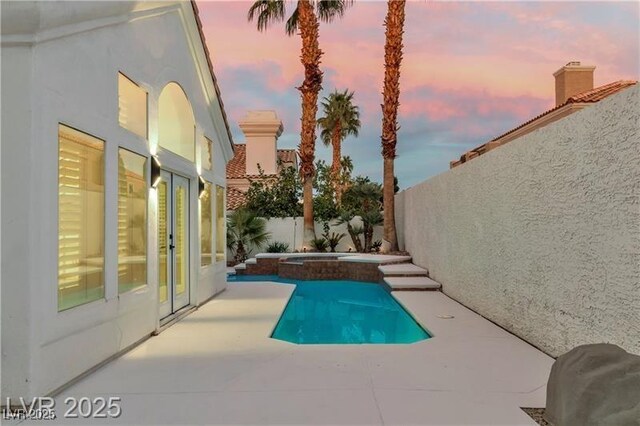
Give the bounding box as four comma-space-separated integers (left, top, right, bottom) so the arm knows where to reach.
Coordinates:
248, 0, 352, 248
227, 208, 271, 264
338, 180, 383, 253
350, 181, 383, 252
317, 89, 360, 203
380, 0, 406, 252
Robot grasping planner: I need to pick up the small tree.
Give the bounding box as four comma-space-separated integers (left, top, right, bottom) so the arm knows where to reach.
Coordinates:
243, 163, 302, 218
360, 209, 383, 252
227, 208, 271, 263
341, 179, 384, 252
313, 160, 340, 227
335, 210, 363, 253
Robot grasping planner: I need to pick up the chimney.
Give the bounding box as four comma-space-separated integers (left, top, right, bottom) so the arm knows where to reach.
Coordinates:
238, 110, 284, 175
553, 61, 595, 106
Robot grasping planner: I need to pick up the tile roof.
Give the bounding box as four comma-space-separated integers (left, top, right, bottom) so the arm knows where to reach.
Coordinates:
227, 187, 247, 211
491, 80, 637, 143
452, 80, 637, 168
226, 144, 298, 179
190, 0, 234, 150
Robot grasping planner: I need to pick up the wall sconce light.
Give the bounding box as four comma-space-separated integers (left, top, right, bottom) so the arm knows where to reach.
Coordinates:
151, 155, 162, 188
303, 246, 307, 253
348, 247, 352, 253
198, 176, 206, 198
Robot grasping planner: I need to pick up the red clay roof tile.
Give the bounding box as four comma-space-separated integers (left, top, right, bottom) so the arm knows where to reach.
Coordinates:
453, 80, 637, 167
226, 144, 298, 179
226, 187, 247, 210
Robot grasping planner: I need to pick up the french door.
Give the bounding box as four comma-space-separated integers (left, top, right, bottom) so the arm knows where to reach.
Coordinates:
158, 171, 190, 319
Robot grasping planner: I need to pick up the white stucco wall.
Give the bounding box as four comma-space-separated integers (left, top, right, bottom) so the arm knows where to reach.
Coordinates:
397, 86, 640, 357
1, 2, 231, 399
1, 44, 34, 401
228, 217, 383, 257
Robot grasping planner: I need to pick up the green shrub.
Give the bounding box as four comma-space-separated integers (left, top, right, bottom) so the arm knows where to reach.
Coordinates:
227, 208, 271, 263
310, 238, 329, 252
266, 241, 290, 253
323, 232, 346, 252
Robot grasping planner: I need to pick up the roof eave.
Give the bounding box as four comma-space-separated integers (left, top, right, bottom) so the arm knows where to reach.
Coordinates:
190, 0, 235, 154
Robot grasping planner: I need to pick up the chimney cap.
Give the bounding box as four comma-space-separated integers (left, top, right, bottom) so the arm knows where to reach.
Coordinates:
238, 110, 284, 137
553, 61, 596, 77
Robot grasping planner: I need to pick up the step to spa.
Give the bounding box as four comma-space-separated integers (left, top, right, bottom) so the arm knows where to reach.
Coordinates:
379, 263, 429, 276
384, 276, 442, 291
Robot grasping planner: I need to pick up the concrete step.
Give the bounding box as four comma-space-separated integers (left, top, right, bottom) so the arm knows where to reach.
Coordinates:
246, 258, 257, 265
379, 263, 428, 276
234, 263, 246, 270
384, 276, 441, 291
338, 254, 412, 264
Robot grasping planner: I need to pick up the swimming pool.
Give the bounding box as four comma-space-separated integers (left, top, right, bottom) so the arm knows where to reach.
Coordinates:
229, 275, 430, 344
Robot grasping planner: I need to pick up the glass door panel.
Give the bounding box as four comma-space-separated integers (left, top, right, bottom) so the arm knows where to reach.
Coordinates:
158, 172, 171, 319
158, 171, 190, 320
172, 174, 189, 311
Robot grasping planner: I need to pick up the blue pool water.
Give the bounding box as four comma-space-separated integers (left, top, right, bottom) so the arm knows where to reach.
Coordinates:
228, 274, 430, 344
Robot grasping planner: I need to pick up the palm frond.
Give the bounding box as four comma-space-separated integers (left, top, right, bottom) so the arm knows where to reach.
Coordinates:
315, 0, 353, 23
316, 88, 361, 144
285, 5, 299, 35
248, 0, 286, 32
227, 208, 272, 253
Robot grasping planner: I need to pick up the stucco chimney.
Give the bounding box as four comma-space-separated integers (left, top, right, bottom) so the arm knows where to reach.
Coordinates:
553, 62, 595, 106
238, 110, 284, 175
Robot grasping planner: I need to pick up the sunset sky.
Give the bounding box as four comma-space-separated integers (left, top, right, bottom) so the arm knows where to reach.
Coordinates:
198, 1, 639, 189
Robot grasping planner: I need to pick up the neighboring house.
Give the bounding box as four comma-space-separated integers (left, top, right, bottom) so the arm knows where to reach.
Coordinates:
1, 0, 234, 400
451, 62, 637, 168
226, 110, 298, 210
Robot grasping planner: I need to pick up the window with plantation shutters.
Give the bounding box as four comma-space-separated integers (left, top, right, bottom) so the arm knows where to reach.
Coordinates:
157, 180, 169, 304
58, 124, 105, 311
215, 185, 225, 262
117, 148, 147, 293
200, 181, 212, 266
118, 72, 147, 139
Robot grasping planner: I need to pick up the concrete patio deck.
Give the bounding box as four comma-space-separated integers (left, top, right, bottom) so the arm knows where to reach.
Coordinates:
23, 281, 553, 425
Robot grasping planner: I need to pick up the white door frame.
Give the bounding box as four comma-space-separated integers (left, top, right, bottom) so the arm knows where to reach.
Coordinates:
158, 170, 191, 320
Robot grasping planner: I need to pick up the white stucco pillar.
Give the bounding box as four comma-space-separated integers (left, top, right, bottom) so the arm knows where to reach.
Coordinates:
238, 110, 284, 175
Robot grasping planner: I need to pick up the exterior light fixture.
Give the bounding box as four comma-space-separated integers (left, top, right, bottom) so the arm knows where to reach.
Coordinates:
151, 155, 162, 188
303, 247, 307, 253
348, 247, 352, 253
198, 176, 206, 198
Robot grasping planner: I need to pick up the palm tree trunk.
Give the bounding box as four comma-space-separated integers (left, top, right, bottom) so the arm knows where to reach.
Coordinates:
235, 240, 246, 264
346, 223, 363, 253
302, 176, 315, 247
297, 0, 323, 247
331, 124, 342, 204
383, 157, 397, 251
380, 0, 405, 253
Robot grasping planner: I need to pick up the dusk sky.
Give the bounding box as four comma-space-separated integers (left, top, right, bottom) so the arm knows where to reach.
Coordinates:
198, 1, 639, 189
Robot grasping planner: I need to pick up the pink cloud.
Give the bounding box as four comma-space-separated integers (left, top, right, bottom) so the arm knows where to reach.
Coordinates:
196, 0, 638, 183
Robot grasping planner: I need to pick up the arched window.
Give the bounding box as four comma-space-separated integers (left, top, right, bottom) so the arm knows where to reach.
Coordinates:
158, 82, 195, 162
